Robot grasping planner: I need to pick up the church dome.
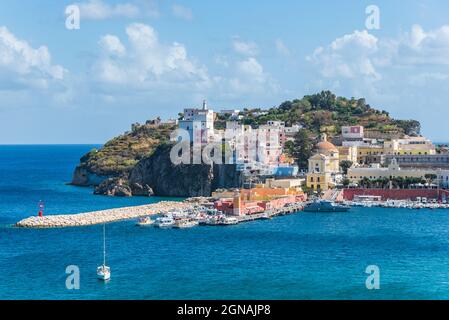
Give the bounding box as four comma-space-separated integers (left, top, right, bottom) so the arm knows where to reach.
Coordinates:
316, 134, 338, 154
317, 141, 338, 152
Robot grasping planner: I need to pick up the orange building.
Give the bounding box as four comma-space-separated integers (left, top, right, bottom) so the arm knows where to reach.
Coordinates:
214, 187, 307, 216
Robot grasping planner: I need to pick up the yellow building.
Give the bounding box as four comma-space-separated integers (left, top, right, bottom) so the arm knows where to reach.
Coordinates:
347, 159, 437, 182
306, 134, 340, 192
384, 136, 436, 156
356, 145, 384, 164
338, 146, 358, 163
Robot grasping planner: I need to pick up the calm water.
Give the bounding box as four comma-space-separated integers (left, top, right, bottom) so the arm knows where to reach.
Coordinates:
1, 145, 449, 300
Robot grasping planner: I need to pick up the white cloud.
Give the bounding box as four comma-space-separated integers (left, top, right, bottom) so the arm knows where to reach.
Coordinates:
307, 30, 381, 80
75, 0, 139, 20
99, 34, 126, 56
93, 24, 279, 101
306, 25, 449, 139
94, 23, 210, 90
227, 57, 279, 95
171, 4, 193, 21
236, 57, 265, 82
275, 39, 291, 56
232, 39, 259, 56
398, 24, 449, 66
0, 26, 65, 90
308, 25, 449, 84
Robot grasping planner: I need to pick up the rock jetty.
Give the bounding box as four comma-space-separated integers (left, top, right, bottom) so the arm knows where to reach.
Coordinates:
16, 201, 193, 228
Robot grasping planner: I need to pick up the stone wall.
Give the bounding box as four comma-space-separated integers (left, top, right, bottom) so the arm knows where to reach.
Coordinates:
343, 188, 441, 201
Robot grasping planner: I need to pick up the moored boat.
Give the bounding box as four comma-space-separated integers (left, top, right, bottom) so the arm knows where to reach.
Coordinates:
173, 218, 199, 229
154, 216, 175, 228
304, 200, 350, 212
216, 216, 239, 225
136, 217, 154, 226
97, 224, 111, 281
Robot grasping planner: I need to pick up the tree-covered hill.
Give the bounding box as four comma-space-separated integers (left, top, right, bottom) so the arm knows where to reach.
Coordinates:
216, 91, 420, 138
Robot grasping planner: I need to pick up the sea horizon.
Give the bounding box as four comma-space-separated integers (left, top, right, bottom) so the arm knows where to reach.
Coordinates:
2, 0, 449, 306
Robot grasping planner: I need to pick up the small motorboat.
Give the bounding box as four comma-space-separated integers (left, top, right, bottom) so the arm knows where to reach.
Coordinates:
136, 217, 154, 226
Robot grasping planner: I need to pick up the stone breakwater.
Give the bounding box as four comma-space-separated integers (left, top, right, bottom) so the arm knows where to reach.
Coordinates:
15, 201, 193, 228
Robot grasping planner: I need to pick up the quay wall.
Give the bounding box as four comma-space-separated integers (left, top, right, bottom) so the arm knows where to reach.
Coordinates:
342, 188, 442, 201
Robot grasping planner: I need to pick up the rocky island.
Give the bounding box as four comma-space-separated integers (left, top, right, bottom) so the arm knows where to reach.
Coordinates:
71, 91, 421, 198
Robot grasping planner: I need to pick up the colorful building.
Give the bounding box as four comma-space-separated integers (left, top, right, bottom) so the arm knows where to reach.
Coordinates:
384, 136, 436, 156
338, 146, 358, 163
306, 134, 340, 192
356, 145, 385, 164
342, 126, 364, 140
214, 186, 307, 216
347, 159, 437, 183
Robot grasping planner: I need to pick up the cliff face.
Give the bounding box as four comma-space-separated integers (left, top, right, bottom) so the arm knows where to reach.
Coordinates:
71, 120, 175, 186
129, 144, 242, 197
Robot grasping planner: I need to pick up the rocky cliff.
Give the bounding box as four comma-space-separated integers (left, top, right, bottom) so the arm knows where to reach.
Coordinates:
128, 144, 242, 197
71, 120, 175, 187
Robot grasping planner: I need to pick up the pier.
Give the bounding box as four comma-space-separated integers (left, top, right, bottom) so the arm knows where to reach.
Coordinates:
236, 203, 305, 222
15, 198, 306, 229
15, 201, 194, 228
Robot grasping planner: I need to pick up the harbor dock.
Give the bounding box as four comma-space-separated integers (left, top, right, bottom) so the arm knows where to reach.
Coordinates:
236, 203, 305, 222
15, 201, 194, 228
15, 199, 306, 229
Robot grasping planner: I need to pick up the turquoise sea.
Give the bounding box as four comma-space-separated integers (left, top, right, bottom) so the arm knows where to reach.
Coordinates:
1, 145, 449, 300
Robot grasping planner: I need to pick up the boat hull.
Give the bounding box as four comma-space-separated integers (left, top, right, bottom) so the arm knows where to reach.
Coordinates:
97, 266, 111, 281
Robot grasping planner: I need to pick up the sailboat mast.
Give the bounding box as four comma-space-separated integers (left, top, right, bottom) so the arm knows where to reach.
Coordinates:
103, 224, 106, 266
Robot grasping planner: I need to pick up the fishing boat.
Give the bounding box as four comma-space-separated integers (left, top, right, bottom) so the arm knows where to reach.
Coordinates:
304, 200, 350, 213
97, 224, 111, 281
136, 216, 154, 226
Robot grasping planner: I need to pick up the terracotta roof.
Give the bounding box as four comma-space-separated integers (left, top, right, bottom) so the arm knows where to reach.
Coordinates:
317, 141, 338, 153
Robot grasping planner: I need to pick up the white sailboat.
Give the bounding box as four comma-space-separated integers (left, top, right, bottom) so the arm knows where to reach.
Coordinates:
97, 224, 111, 281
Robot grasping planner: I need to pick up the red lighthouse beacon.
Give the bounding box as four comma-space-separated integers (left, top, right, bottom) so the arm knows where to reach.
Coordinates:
38, 200, 44, 217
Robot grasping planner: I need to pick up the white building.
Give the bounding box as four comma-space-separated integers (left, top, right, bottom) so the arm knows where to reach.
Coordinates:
342, 126, 364, 140
179, 100, 215, 144
219, 109, 241, 117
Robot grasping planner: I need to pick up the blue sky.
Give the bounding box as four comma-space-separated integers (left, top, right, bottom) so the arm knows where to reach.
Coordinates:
0, 0, 449, 143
